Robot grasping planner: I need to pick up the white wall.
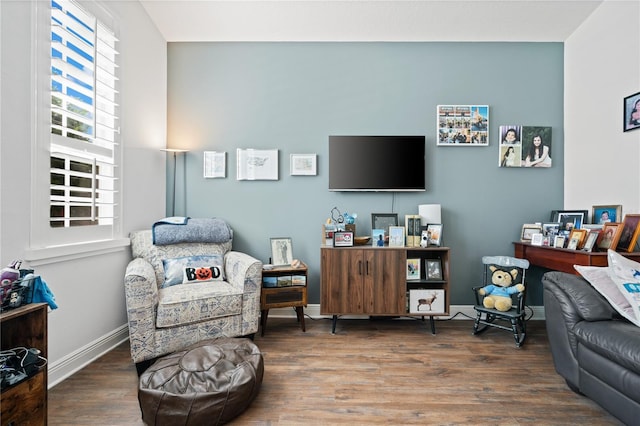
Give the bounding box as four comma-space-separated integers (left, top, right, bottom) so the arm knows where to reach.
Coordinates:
0, 0, 167, 385
564, 0, 640, 211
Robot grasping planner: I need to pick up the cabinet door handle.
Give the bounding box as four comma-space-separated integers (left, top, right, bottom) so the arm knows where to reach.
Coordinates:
358, 260, 362, 275
366, 261, 370, 275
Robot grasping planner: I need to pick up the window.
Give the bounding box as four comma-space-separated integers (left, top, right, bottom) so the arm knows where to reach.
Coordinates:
34, 0, 120, 247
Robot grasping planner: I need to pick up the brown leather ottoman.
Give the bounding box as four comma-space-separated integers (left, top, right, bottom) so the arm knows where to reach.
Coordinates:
138, 338, 263, 425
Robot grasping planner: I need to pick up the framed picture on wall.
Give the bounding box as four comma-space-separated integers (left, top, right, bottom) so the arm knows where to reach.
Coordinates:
623, 91, 640, 132
436, 105, 489, 146
237, 148, 279, 180
290, 153, 317, 176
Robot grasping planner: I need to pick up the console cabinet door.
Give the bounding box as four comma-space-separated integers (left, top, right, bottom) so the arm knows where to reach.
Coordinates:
365, 249, 406, 314
321, 248, 365, 314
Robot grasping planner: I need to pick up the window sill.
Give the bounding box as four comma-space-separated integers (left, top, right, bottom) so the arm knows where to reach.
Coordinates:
25, 238, 130, 266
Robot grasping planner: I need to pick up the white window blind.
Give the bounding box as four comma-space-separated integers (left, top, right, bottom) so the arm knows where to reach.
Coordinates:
50, 0, 119, 229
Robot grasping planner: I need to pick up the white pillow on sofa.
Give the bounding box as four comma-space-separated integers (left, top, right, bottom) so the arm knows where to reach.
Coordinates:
606, 249, 640, 326
574, 264, 639, 327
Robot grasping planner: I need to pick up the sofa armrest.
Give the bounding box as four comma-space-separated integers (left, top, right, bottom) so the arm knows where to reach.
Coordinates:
124, 258, 159, 363
224, 251, 263, 293
542, 271, 617, 389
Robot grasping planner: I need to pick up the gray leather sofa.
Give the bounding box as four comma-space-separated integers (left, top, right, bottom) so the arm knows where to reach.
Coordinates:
542, 271, 640, 425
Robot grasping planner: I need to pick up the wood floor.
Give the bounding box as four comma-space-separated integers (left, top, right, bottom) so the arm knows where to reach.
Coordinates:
48, 317, 623, 425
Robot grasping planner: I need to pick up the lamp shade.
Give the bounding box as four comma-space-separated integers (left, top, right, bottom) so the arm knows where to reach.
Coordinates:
418, 204, 442, 226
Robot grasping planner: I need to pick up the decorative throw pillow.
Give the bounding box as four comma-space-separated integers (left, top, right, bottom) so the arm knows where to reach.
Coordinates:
574, 264, 638, 326
605, 249, 640, 326
162, 255, 225, 288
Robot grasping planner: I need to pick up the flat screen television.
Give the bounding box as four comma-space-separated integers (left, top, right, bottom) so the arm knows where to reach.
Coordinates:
328, 135, 426, 192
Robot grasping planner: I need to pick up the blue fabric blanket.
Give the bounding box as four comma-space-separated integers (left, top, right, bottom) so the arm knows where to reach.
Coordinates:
152, 217, 233, 245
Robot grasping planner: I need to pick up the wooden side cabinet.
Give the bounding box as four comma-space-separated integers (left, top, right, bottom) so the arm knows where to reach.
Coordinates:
320, 246, 450, 334
1, 303, 48, 426
260, 262, 308, 336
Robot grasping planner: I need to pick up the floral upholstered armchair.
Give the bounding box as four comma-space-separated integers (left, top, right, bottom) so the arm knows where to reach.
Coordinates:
123, 219, 262, 373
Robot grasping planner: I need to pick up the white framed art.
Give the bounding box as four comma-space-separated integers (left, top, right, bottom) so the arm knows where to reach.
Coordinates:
409, 289, 445, 314
237, 148, 278, 180
290, 153, 317, 176
203, 151, 226, 178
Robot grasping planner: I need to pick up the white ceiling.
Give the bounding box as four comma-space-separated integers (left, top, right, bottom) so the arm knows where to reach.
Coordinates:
139, 0, 604, 42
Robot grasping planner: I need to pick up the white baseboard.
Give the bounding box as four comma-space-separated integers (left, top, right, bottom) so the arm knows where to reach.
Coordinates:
48, 305, 544, 388
267, 303, 546, 320
48, 325, 130, 389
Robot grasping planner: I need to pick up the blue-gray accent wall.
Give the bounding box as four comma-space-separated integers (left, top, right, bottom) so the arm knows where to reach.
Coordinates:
167, 42, 564, 306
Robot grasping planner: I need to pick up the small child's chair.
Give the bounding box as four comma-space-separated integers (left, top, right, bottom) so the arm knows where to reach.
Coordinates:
472, 256, 530, 347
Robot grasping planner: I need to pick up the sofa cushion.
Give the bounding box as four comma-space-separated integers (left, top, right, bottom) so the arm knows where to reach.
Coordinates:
574, 319, 640, 376
156, 281, 243, 328
162, 255, 225, 288
574, 265, 638, 326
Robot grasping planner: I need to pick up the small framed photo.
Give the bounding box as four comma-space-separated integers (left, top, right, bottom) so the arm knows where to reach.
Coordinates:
542, 222, 561, 237
388, 226, 405, 247
426, 259, 443, 280
623, 91, 640, 132
616, 214, 640, 252
333, 231, 354, 247
290, 153, 317, 176
426, 224, 443, 246
567, 237, 580, 250
406, 259, 421, 280
530, 233, 544, 246
554, 235, 566, 248
597, 222, 623, 251
582, 231, 600, 252
521, 224, 542, 242
591, 205, 622, 224
372, 229, 385, 247
568, 229, 588, 249
371, 213, 398, 237
409, 289, 445, 314
270, 237, 293, 266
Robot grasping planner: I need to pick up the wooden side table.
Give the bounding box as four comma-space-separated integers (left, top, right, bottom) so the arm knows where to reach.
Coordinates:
260, 262, 308, 336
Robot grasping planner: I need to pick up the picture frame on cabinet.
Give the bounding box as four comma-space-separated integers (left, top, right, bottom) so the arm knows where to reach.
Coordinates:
388, 226, 405, 247
521, 224, 542, 242
567, 237, 580, 250
530, 233, 544, 246
426, 259, 443, 280
550, 210, 588, 231
270, 237, 293, 266
372, 229, 385, 247
426, 224, 443, 246
409, 289, 445, 314
583, 231, 600, 252
290, 153, 317, 176
554, 235, 566, 248
333, 231, 354, 247
616, 214, 640, 252
568, 229, 588, 249
591, 205, 622, 224
597, 222, 623, 251
623, 91, 640, 132
371, 213, 398, 238
406, 259, 421, 280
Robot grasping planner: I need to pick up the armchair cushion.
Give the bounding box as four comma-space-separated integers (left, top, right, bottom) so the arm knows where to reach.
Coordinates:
162, 255, 225, 287
157, 281, 242, 328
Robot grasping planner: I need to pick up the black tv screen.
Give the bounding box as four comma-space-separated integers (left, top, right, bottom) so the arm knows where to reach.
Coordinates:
329, 135, 426, 192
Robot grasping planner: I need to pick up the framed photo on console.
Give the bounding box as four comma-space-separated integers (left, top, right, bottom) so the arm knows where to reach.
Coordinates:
388, 226, 405, 247
426, 224, 443, 246
333, 231, 354, 247
371, 213, 398, 237
616, 214, 640, 252
597, 222, 623, 251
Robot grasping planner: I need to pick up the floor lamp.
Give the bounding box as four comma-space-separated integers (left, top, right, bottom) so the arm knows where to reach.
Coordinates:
161, 149, 188, 216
